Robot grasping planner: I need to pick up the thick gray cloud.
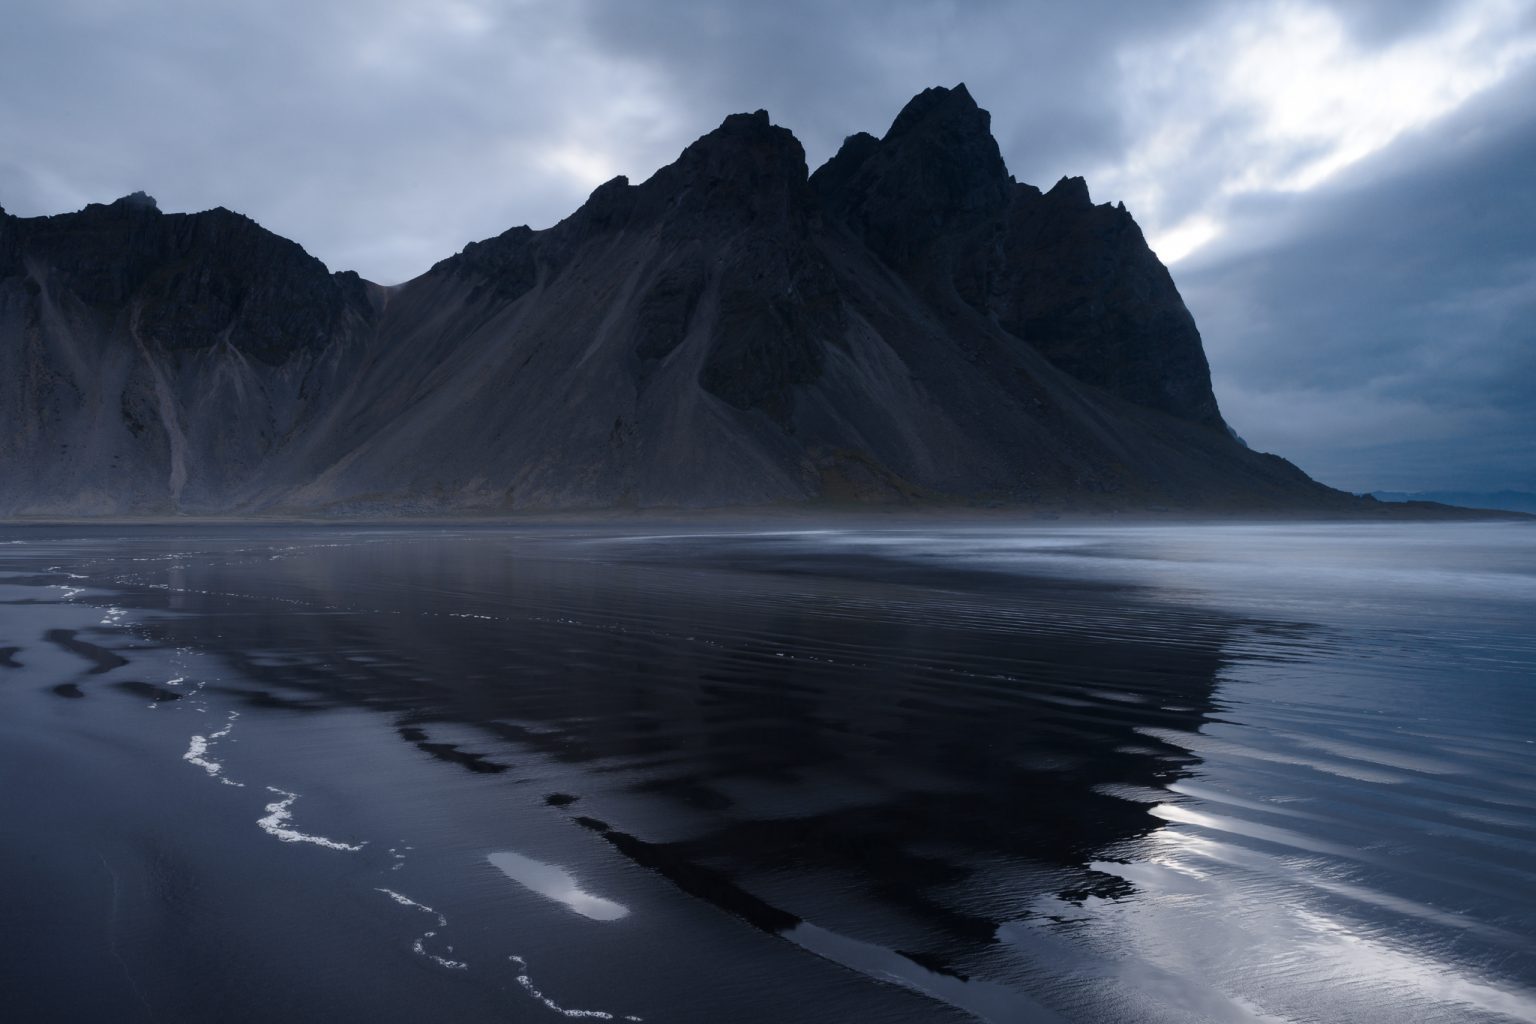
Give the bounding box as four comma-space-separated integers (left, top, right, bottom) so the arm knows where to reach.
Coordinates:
1181, 62, 1536, 492
1, 0, 1531, 492
572, 0, 1219, 190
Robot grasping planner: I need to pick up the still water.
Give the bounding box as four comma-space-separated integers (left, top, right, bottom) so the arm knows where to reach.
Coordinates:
0, 521, 1532, 1023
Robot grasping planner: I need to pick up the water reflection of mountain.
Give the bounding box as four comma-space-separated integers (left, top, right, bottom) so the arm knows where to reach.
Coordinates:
107, 529, 1246, 979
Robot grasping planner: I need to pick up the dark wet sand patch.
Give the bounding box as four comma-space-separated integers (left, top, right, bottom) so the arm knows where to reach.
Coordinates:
51, 682, 83, 698
43, 629, 128, 674
222, 688, 334, 712
0, 646, 21, 667
630, 776, 734, 811
571, 814, 983, 1005
398, 725, 510, 774
544, 792, 579, 807
115, 681, 183, 702
573, 815, 800, 934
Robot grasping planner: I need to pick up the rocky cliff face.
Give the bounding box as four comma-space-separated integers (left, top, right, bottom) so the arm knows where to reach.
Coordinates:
0, 86, 1348, 515
0, 193, 377, 514
813, 85, 1221, 426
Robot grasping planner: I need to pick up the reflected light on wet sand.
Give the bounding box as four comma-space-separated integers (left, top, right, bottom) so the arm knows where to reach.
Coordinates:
488, 850, 630, 921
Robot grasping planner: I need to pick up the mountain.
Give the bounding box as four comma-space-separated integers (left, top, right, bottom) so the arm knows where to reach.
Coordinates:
0, 85, 1372, 516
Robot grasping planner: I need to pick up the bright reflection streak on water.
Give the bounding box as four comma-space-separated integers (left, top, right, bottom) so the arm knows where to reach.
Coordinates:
487, 851, 629, 921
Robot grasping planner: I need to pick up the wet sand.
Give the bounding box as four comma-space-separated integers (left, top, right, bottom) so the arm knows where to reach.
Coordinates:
0, 521, 1533, 1022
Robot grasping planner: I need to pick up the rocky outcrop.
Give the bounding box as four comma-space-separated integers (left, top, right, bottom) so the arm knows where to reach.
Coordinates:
812, 85, 1221, 427
812, 84, 1013, 269
0, 196, 374, 514
10, 192, 372, 362
0, 86, 1354, 515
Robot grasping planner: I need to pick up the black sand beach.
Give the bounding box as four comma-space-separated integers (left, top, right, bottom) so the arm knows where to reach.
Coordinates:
1, 521, 1533, 1022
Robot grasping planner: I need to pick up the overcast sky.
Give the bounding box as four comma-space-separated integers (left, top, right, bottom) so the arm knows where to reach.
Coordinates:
2, 0, 1532, 494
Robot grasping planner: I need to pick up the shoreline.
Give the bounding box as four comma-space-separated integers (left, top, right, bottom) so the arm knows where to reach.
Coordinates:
1, 500, 1531, 529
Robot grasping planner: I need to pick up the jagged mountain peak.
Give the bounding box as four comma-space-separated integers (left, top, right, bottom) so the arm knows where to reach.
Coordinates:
111, 191, 159, 211
74, 191, 161, 219
885, 83, 988, 142
808, 132, 880, 199
810, 84, 1012, 267
542, 108, 814, 238
664, 108, 807, 187
877, 82, 1010, 194
1045, 175, 1092, 206
444, 110, 810, 291
3, 192, 371, 372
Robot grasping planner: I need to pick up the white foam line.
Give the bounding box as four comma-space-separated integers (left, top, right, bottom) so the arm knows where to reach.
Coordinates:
377, 887, 447, 927
376, 888, 466, 970
508, 955, 642, 1020
183, 711, 244, 786
258, 788, 364, 851
412, 938, 467, 971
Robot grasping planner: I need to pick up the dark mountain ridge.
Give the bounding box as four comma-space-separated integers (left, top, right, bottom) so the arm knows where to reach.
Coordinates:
0, 85, 1367, 515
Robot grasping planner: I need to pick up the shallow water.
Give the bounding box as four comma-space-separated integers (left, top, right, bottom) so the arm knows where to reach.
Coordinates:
0, 520, 1532, 1023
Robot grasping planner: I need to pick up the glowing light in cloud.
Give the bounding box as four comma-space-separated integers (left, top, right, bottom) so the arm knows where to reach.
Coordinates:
1149, 213, 1221, 264
538, 142, 621, 188
1103, 0, 1536, 262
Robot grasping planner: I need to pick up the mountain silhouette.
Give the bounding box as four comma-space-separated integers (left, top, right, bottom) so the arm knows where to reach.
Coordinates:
0, 86, 1357, 515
